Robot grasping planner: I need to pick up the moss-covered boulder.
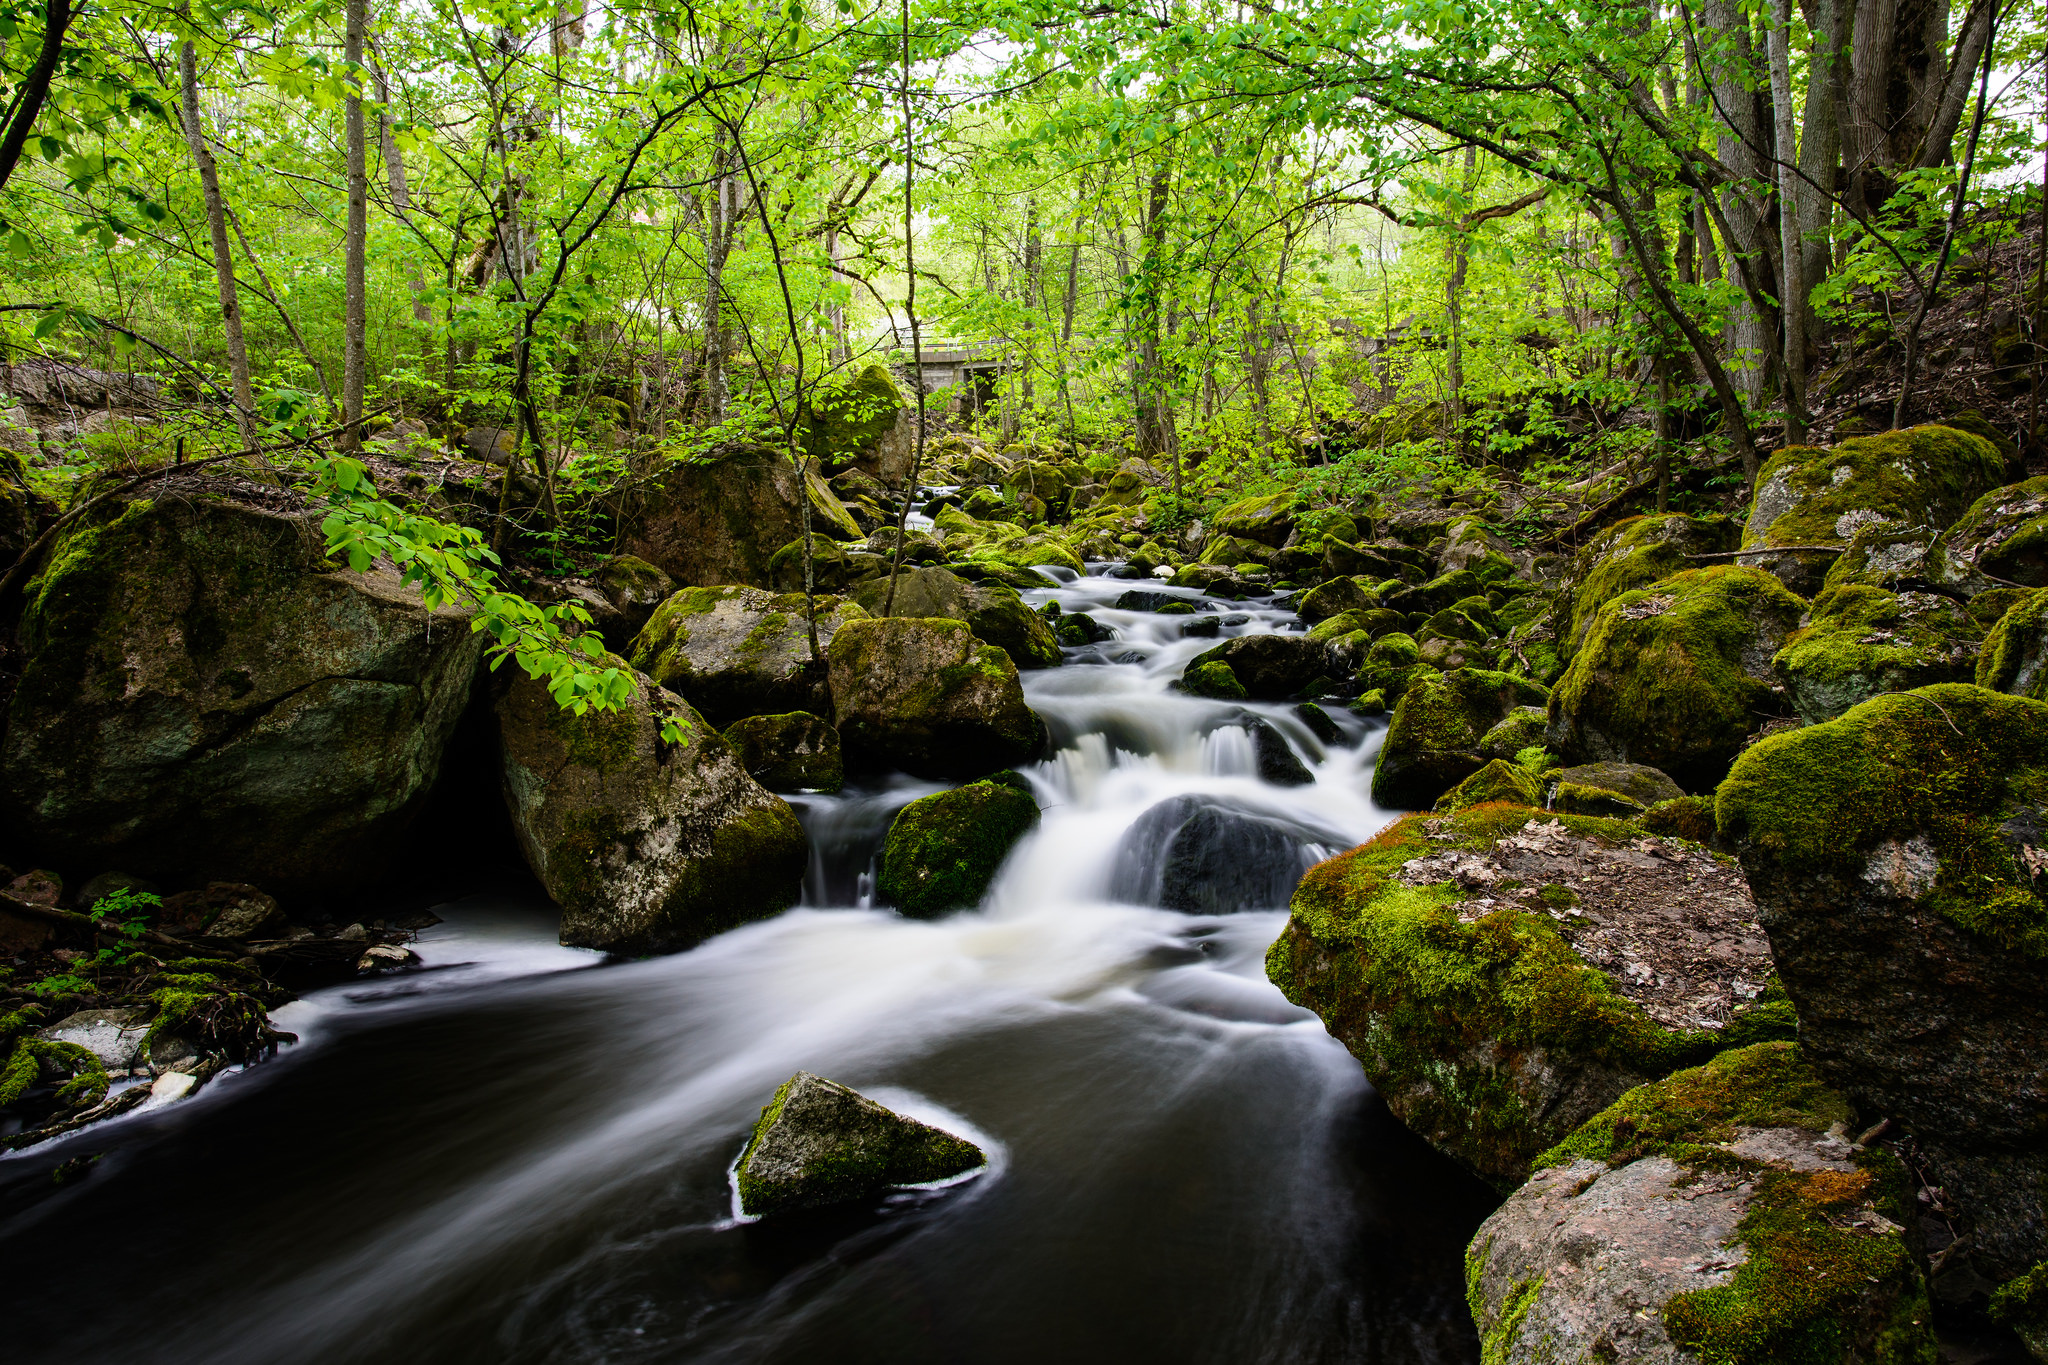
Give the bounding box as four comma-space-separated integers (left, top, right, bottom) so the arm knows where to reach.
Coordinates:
593, 555, 674, 638
495, 666, 808, 953
1297, 575, 1379, 623
850, 566, 1059, 669
1547, 762, 1685, 819
1469, 1042, 1933, 1365
734, 1071, 984, 1218
623, 447, 862, 588
1182, 659, 1248, 699
965, 531, 1083, 577
724, 711, 843, 793
1478, 706, 1549, 760
1718, 684, 2048, 1275
803, 363, 913, 483
1, 487, 483, 895
1740, 425, 2007, 595
1435, 758, 1542, 812
1772, 585, 1981, 722
1549, 566, 1806, 792
1817, 520, 2002, 602
1372, 669, 1550, 810
1355, 633, 1428, 705
1185, 634, 1330, 700
1212, 491, 1296, 547
1567, 513, 1739, 654
1268, 805, 1789, 1188
1991, 1262, 2048, 1362
1198, 531, 1272, 567
877, 775, 1040, 917
1979, 586, 2048, 702
1386, 567, 1485, 617
1949, 475, 2048, 589
628, 586, 866, 728
827, 617, 1046, 779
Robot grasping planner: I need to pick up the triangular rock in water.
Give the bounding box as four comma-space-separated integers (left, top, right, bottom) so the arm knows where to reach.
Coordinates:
735, 1072, 985, 1217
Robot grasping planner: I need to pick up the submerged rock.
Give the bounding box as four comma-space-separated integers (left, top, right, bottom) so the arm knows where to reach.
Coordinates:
0, 485, 482, 894
1268, 805, 1789, 1188
734, 1072, 985, 1217
1718, 683, 2048, 1275
1372, 668, 1550, 811
1549, 566, 1804, 792
1470, 1043, 1931, 1365
629, 585, 865, 727
495, 665, 808, 954
828, 617, 1046, 779
1109, 794, 1341, 914
877, 775, 1040, 918
723, 711, 843, 793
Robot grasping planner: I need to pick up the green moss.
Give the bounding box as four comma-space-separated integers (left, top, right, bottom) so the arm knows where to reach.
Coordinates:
1569, 513, 1737, 652
1639, 794, 1718, 845
1551, 566, 1806, 792
1478, 1274, 1545, 1365
1949, 474, 2048, 586
1717, 684, 2048, 958
802, 362, 905, 469
1773, 585, 1979, 722
877, 779, 1041, 917
1373, 668, 1551, 809
1976, 585, 2048, 701
1183, 660, 1247, 699
1745, 425, 2006, 552
1436, 758, 1542, 812
1989, 1261, 2048, 1344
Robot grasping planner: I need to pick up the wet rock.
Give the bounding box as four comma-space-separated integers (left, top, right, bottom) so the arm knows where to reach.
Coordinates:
850, 566, 1059, 670
1268, 806, 1788, 1187
623, 446, 861, 587
1166, 564, 1264, 598
1240, 715, 1313, 785
735, 1072, 984, 1217
828, 617, 1046, 779
1185, 633, 1328, 700
1295, 701, 1343, 744
1719, 683, 2048, 1275
723, 711, 844, 794
1372, 669, 1550, 811
878, 775, 1040, 918
1548, 567, 1804, 792
1384, 568, 1485, 617
1110, 794, 1342, 914
1178, 614, 1220, 640
1773, 584, 1982, 721
1946, 475, 2048, 588
1739, 424, 2006, 595
1056, 611, 1116, 646
1979, 586, 2048, 701
1181, 659, 1247, 699
40, 1008, 146, 1071
593, 556, 675, 638
628, 585, 864, 727
1, 486, 484, 894
161, 883, 282, 940
1198, 532, 1273, 567
1470, 1043, 1930, 1365
1296, 576, 1379, 624
495, 664, 808, 954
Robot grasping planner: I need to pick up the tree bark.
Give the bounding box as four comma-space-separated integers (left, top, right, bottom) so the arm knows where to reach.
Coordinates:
1768, 0, 1809, 441
176, 34, 258, 449
342, 0, 369, 448
0, 0, 77, 198
1133, 148, 1176, 463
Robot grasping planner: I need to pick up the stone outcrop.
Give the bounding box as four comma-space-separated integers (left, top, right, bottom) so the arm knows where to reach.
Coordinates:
495, 665, 808, 953
623, 446, 861, 588
734, 1071, 984, 1217
2, 486, 482, 894
827, 617, 1046, 778
1718, 684, 2048, 1275
628, 586, 866, 727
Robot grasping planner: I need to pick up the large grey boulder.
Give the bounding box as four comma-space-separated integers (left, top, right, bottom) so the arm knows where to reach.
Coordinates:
1719, 684, 2048, 1275
623, 447, 862, 588
495, 665, 808, 954
2, 486, 482, 894
628, 585, 866, 727
735, 1071, 985, 1217
849, 566, 1060, 669
828, 617, 1047, 779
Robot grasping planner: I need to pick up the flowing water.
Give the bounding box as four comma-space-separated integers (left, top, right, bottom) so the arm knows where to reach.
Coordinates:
0, 569, 1497, 1365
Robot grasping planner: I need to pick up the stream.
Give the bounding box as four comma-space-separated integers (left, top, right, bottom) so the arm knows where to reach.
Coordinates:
0, 568, 1498, 1365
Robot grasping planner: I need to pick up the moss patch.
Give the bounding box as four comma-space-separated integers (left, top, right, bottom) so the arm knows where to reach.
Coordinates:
877, 778, 1040, 917
1773, 585, 1981, 723
1977, 585, 2048, 701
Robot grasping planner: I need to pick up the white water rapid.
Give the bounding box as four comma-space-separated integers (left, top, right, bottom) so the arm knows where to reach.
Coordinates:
0, 567, 1497, 1365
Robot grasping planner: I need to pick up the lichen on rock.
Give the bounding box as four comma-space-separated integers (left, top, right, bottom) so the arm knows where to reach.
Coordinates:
734, 1071, 985, 1218
827, 616, 1047, 779
628, 585, 866, 727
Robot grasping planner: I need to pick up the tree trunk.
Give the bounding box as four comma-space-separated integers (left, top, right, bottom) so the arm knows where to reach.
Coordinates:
373, 54, 434, 327
1698, 0, 1778, 405
0, 0, 76, 198
342, 0, 369, 448
177, 35, 258, 449
1768, 0, 1809, 442
1133, 150, 1176, 462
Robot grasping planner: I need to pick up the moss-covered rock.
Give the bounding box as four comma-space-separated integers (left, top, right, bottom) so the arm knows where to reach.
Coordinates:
828, 616, 1046, 779
724, 711, 843, 793
850, 566, 1060, 669
1198, 531, 1272, 567
1186, 633, 1330, 700
1213, 491, 1296, 547
1718, 684, 2048, 1275
1183, 659, 1248, 699
1740, 425, 2007, 595
734, 1071, 984, 1218
877, 776, 1040, 917
1990, 1261, 2048, 1362
1549, 566, 1806, 792
803, 363, 912, 483
1817, 520, 2002, 602
628, 585, 866, 727
1978, 586, 2048, 702
495, 665, 808, 954
1, 486, 483, 895
1478, 706, 1549, 760
1297, 575, 1379, 623
1553, 761, 1684, 810
1470, 1042, 1933, 1365
1386, 567, 1486, 617
1268, 805, 1788, 1188
624, 446, 862, 587
1373, 669, 1550, 810
1435, 759, 1542, 812
1640, 794, 1718, 845
1567, 513, 1739, 654
1772, 585, 1981, 722
1948, 475, 2048, 589
966, 531, 1083, 577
